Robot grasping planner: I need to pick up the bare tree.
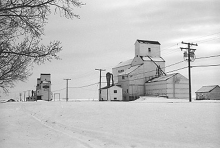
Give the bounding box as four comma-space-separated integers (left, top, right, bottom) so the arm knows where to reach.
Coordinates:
0, 0, 83, 92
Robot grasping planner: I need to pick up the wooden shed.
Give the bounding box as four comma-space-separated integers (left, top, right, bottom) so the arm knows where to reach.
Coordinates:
101, 85, 122, 101
145, 73, 189, 99
195, 85, 220, 100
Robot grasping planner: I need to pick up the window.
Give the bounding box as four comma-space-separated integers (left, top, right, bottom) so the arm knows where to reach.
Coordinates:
148, 48, 151, 52
43, 85, 49, 88
114, 90, 117, 93
127, 89, 128, 93
122, 76, 125, 79
118, 69, 124, 73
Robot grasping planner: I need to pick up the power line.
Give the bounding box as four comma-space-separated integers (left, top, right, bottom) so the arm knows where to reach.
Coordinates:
116, 59, 185, 78
52, 34, 220, 89
52, 54, 219, 92
69, 82, 98, 88
118, 63, 220, 83
95, 68, 106, 101
166, 67, 188, 73
165, 60, 185, 68
161, 43, 181, 52
187, 32, 220, 43
192, 64, 220, 68
58, 62, 219, 88
118, 66, 188, 83
161, 32, 220, 54
196, 36, 220, 44
52, 88, 66, 92
52, 82, 98, 92
196, 54, 220, 60
53, 54, 219, 89
116, 63, 219, 83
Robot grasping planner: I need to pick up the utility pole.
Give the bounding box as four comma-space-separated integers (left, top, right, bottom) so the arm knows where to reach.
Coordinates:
23, 91, 26, 102
19, 93, 22, 102
95, 69, 105, 101
180, 41, 198, 102
64, 79, 71, 102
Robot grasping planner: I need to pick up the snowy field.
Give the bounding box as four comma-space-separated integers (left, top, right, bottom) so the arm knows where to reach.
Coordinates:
0, 98, 220, 148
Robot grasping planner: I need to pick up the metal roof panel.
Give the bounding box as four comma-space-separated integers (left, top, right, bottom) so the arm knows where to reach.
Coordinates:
195, 85, 219, 93
114, 59, 133, 68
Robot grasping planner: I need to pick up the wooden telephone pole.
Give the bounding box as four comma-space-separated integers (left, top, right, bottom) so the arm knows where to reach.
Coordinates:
180, 41, 198, 102
95, 69, 105, 101
64, 79, 71, 102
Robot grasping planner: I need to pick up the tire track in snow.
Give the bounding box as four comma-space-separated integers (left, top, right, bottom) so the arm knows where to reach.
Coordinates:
29, 113, 127, 148
19, 104, 153, 148
21, 103, 179, 148
20, 105, 135, 148
20, 106, 99, 148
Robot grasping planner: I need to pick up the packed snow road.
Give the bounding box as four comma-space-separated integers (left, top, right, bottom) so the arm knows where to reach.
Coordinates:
0, 100, 220, 148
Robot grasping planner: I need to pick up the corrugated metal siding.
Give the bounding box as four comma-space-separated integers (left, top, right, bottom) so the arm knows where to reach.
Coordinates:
145, 81, 167, 97
145, 73, 189, 99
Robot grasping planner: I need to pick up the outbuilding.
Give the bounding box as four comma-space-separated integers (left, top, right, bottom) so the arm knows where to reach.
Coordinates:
145, 73, 189, 99
101, 85, 123, 101
195, 85, 220, 100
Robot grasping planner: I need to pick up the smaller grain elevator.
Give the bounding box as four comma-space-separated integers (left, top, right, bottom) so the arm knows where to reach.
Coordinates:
36, 74, 52, 101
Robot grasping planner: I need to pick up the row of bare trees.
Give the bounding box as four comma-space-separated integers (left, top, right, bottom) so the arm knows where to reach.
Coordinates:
0, 0, 83, 92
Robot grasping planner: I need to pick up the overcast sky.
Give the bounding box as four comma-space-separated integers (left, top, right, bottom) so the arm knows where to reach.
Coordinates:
1, 0, 220, 100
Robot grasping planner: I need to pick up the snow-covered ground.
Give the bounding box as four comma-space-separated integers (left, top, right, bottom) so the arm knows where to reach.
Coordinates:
0, 98, 220, 148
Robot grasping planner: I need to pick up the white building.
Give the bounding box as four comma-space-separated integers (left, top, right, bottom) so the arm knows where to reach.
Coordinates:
101, 85, 123, 101
112, 39, 189, 101
112, 40, 166, 101
36, 74, 52, 101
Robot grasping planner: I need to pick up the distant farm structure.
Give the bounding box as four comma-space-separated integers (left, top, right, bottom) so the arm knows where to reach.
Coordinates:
26, 74, 52, 101
195, 85, 220, 100
36, 74, 52, 101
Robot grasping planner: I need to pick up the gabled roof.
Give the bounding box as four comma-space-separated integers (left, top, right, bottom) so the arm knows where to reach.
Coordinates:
114, 59, 133, 68
146, 73, 178, 83
195, 85, 219, 93
136, 40, 161, 45
101, 85, 121, 90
